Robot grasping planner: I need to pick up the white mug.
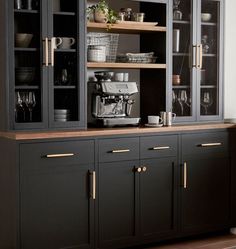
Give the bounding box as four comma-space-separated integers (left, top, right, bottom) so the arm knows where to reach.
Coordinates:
54, 37, 75, 49
148, 115, 163, 125
114, 73, 124, 82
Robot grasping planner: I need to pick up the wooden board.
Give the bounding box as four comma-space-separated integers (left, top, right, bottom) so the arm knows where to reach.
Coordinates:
87, 62, 166, 69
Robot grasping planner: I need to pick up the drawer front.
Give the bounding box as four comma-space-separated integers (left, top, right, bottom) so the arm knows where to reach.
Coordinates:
140, 135, 178, 159
99, 137, 139, 162
182, 132, 228, 157
20, 140, 94, 170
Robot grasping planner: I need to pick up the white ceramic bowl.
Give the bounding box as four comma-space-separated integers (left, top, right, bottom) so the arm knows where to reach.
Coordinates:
15, 33, 33, 48
201, 13, 212, 22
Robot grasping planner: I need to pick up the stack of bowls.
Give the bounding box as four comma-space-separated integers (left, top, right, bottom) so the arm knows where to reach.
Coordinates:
54, 109, 71, 122
15, 33, 33, 48
15, 67, 35, 84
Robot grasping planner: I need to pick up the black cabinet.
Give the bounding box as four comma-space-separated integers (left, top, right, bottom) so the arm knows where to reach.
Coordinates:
181, 132, 230, 234
0, 0, 86, 130
171, 0, 224, 123
20, 140, 95, 249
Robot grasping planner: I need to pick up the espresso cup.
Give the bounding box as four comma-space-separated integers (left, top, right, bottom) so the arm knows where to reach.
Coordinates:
148, 115, 163, 125
55, 37, 75, 49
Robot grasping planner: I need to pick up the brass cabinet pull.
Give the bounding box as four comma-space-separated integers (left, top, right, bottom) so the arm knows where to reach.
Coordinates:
92, 171, 96, 200
199, 44, 203, 69
111, 149, 130, 153
43, 38, 49, 66
136, 167, 142, 173
151, 146, 170, 150
199, 142, 222, 147
49, 38, 55, 67
142, 166, 147, 172
45, 153, 74, 158
192, 45, 197, 68
183, 162, 187, 189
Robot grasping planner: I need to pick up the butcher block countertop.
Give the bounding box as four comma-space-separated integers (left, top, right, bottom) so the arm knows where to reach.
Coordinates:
0, 123, 235, 141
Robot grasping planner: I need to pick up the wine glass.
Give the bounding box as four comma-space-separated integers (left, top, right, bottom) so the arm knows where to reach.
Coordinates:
201, 91, 213, 115
178, 90, 188, 116
15, 91, 24, 122
173, 0, 182, 20
24, 91, 36, 122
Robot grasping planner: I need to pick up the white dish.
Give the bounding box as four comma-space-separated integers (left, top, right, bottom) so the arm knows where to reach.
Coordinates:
145, 123, 163, 128
201, 13, 212, 22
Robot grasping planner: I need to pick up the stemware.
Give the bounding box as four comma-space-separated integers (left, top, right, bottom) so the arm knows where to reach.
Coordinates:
15, 91, 24, 122
173, 0, 182, 20
24, 91, 36, 122
201, 91, 213, 115
178, 90, 188, 116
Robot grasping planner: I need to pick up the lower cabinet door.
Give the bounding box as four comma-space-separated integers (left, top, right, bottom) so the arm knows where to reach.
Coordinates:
181, 157, 230, 234
20, 164, 95, 249
98, 161, 139, 248
140, 158, 177, 242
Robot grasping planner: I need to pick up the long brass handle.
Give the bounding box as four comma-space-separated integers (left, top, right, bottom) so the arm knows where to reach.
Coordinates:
111, 149, 130, 153
151, 146, 170, 150
196, 45, 200, 69
49, 38, 55, 67
45, 153, 75, 158
199, 44, 203, 69
183, 162, 187, 189
43, 38, 49, 66
192, 45, 197, 68
199, 142, 222, 147
91, 171, 96, 200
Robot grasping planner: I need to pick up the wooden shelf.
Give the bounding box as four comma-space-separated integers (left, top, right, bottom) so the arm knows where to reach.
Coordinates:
87, 21, 166, 34
87, 62, 166, 69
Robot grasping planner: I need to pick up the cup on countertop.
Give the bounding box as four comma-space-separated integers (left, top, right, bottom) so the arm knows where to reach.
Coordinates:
148, 115, 163, 125
160, 111, 176, 126
54, 37, 76, 49
114, 72, 129, 82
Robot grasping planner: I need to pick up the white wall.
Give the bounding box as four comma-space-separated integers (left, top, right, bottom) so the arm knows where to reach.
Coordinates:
224, 0, 236, 119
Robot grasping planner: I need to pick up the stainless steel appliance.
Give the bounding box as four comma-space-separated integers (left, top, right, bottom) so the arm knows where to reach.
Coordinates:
88, 81, 140, 127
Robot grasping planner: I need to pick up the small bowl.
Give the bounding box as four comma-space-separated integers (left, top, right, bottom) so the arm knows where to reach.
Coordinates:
94, 71, 114, 81
15, 67, 35, 83
15, 33, 33, 48
201, 13, 212, 22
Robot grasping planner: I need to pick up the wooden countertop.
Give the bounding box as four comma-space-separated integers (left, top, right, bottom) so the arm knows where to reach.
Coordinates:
0, 123, 235, 141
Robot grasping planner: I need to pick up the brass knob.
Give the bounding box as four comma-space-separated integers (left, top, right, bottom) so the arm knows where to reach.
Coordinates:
142, 166, 147, 172
136, 167, 142, 173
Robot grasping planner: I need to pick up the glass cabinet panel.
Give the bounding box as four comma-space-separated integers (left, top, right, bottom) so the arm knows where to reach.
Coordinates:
172, 0, 194, 119
14, 0, 43, 125
200, 0, 220, 117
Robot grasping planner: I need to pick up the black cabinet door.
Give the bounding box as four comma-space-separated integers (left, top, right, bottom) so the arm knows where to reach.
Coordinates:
140, 158, 177, 242
98, 161, 139, 249
181, 157, 230, 234
20, 163, 94, 249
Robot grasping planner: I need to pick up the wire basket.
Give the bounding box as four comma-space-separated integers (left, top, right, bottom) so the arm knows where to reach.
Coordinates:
87, 32, 119, 62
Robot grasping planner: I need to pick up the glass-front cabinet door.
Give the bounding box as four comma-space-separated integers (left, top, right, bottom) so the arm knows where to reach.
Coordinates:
172, 0, 223, 123
172, 0, 196, 122
198, 0, 223, 121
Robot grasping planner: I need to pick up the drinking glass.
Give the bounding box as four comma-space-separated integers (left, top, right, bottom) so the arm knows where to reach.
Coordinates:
15, 91, 24, 122
201, 91, 213, 115
178, 90, 188, 116
25, 91, 36, 122
173, 0, 182, 20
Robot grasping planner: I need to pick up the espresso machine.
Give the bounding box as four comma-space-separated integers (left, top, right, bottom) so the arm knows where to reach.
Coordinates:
88, 79, 140, 127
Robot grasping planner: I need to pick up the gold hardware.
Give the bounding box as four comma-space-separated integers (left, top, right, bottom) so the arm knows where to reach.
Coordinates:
49, 38, 55, 67
199, 142, 222, 147
45, 153, 74, 158
142, 166, 147, 172
196, 45, 200, 69
136, 167, 142, 173
192, 45, 197, 68
183, 162, 187, 189
43, 38, 49, 66
92, 171, 96, 200
199, 44, 203, 69
111, 149, 130, 153
152, 146, 170, 150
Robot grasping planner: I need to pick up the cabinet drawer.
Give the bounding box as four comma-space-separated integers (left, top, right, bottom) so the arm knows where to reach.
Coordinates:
182, 132, 228, 157
140, 135, 177, 159
20, 140, 94, 170
99, 137, 139, 162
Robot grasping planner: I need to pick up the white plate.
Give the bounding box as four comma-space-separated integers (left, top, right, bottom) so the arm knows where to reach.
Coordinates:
145, 123, 163, 128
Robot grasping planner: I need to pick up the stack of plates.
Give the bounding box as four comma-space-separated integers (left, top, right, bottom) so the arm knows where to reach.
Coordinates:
54, 109, 71, 122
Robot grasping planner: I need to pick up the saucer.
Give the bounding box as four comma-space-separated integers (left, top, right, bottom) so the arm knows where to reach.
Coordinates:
145, 123, 163, 128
